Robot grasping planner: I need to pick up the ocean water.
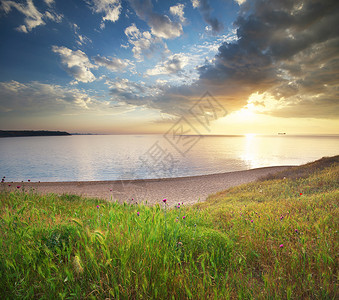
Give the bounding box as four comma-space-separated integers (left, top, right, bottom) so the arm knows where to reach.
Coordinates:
0, 134, 338, 182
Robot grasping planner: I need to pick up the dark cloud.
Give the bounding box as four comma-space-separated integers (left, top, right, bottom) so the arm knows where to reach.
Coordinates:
197, 0, 223, 34
128, 0, 183, 39
121, 0, 339, 120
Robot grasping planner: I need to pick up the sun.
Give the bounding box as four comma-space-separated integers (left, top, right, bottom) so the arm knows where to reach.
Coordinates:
244, 133, 256, 139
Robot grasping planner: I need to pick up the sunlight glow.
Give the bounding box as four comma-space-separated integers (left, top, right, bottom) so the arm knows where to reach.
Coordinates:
245, 133, 256, 139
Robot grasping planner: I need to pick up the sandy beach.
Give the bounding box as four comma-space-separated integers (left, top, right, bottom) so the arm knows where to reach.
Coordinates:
4, 166, 292, 206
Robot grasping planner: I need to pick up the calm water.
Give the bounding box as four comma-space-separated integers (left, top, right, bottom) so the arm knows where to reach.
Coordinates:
0, 135, 338, 182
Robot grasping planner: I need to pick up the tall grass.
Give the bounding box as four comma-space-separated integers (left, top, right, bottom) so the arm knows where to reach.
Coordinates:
0, 157, 338, 299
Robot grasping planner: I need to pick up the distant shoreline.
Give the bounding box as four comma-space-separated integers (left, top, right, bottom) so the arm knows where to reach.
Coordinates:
0, 130, 71, 138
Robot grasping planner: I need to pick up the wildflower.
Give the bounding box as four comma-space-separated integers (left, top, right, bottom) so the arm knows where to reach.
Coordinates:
300, 193, 303, 196
96, 205, 100, 209
110, 189, 112, 192
178, 203, 180, 206
163, 198, 167, 203
8, 184, 11, 187
28, 179, 30, 182
137, 212, 140, 216
183, 216, 186, 220
17, 186, 21, 189
279, 244, 284, 248
251, 220, 254, 223
295, 229, 299, 233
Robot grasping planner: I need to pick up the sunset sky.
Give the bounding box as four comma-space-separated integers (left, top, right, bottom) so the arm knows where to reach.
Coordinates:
0, 0, 338, 135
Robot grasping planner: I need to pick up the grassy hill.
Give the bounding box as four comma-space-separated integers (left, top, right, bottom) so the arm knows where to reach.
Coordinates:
0, 156, 338, 299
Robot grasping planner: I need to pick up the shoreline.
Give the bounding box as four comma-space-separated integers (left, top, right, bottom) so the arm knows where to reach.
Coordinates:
5, 166, 293, 205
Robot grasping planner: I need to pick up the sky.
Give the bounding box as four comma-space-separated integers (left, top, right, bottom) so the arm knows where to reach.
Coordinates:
0, 0, 338, 135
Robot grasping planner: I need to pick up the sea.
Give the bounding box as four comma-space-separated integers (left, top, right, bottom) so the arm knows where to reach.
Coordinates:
0, 134, 338, 182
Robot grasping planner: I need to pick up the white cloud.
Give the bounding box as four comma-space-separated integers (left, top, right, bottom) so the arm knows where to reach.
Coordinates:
106, 77, 163, 101
52, 46, 97, 83
1, 0, 44, 32
124, 23, 167, 61
89, 0, 122, 24
44, 10, 63, 23
124, 23, 140, 39
0, 0, 63, 33
0, 80, 136, 120
234, 0, 246, 5
72, 24, 92, 46
146, 53, 189, 76
148, 14, 183, 39
44, 0, 54, 7
170, 4, 185, 23
191, 0, 200, 8
0, 81, 91, 113
93, 55, 131, 72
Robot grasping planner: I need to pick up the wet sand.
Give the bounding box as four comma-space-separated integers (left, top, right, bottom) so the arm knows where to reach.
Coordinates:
6, 166, 291, 206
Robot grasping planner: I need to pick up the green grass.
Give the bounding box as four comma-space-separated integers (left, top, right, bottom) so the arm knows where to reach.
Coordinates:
0, 156, 338, 299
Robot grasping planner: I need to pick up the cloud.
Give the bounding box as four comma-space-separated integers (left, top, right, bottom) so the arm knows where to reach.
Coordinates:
128, 0, 183, 39
124, 23, 168, 61
117, 0, 339, 121
0, 0, 62, 33
192, 0, 223, 34
44, 0, 54, 7
89, 0, 122, 24
234, 0, 246, 5
0, 81, 91, 114
191, 0, 199, 9
107, 77, 162, 101
52, 46, 97, 83
0, 81, 135, 127
72, 23, 92, 46
170, 4, 186, 23
93, 55, 131, 72
145, 53, 189, 76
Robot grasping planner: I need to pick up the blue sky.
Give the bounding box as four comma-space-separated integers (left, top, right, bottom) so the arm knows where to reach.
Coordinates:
0, 0, 338, 134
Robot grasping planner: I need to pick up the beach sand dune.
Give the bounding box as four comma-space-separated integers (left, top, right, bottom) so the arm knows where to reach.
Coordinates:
9, 166, 291, 206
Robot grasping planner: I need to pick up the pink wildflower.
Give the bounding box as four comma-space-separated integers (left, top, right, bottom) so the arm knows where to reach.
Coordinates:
279, 244, 284, 248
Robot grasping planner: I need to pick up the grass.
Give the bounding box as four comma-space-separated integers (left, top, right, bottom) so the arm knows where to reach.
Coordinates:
0, 156, 338, 299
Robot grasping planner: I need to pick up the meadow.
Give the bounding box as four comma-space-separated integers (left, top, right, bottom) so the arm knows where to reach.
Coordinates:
0, 156, 338, 299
